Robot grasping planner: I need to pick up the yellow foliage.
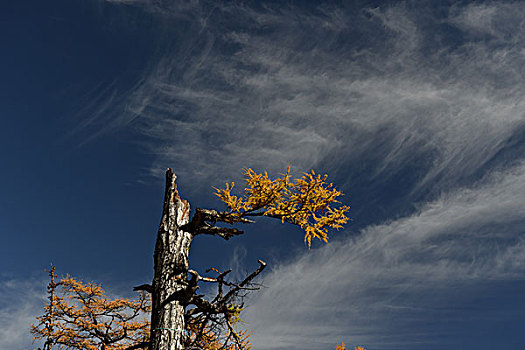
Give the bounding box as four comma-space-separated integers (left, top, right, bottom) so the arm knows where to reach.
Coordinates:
32, 267, 252, 350
186, 317, 252, 350
336, 342, 366, 350
226, 304, 245, 325
215, 167, 350, 247
31, 267, 150, 350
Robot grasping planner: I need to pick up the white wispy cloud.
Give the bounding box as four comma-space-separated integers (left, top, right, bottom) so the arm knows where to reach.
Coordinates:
89, 1, 525, 348
92, 1, 525, 198
0, 278, 47, 350
243, 161, 525, 350
450, 2, 525, 43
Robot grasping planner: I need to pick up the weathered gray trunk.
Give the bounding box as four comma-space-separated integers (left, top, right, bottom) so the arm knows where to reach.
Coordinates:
151, 169, 192, 350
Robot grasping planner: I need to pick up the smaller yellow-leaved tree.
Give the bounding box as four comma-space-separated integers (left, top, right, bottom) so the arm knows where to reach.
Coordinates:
31, 267, 252, 350
31, 266, 150, 350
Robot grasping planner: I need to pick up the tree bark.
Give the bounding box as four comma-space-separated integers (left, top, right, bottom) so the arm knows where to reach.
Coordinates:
151, 169, 192, 350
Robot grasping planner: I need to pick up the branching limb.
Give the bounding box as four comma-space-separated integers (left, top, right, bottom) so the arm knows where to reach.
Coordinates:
214, 167, 350, 247
181, 208, 254, 240
181, 260, 267, 350
223, 260, 266, 302
194, 225, 245, 240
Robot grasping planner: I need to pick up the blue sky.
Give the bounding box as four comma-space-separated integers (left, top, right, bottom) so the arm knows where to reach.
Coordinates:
1, 1, 525, 349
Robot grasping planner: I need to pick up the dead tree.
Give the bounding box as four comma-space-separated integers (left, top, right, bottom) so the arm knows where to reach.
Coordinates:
138, 167, 349, 350
145, 170, 264, 350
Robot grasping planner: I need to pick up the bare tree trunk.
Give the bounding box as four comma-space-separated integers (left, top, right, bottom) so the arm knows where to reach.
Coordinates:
151, 169, 192, 350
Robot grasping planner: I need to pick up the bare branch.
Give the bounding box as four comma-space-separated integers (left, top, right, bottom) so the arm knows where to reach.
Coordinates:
194, 225, 245, 240
188, 270, 218, 283
197, 208, 255, 224
123, 341, 150, 350
133, 284, 154, 293
223, 260, 266, 302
